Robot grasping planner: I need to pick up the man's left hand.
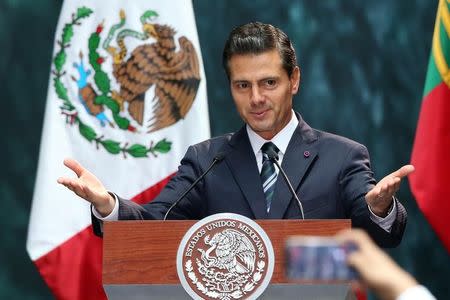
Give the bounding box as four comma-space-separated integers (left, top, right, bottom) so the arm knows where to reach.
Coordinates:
365, 165, 415, 217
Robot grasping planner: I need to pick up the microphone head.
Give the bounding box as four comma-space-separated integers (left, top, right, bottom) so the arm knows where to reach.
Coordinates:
266, 149, 279, 161
214, 151, 226, 161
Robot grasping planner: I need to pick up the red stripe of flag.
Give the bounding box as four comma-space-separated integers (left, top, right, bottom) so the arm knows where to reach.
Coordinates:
410, 82, 450, 252
34, 173, 174, 299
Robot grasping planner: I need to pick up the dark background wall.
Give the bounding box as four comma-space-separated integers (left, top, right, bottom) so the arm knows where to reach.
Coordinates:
1, 0, 449, 299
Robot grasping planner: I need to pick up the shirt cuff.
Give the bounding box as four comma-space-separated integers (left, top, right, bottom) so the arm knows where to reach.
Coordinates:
368, 197, 397, 233
396, 285, 436, 300
91, 192, 119, 221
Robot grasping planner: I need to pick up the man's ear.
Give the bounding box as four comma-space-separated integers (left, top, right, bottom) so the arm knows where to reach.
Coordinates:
291, 66, 300, 94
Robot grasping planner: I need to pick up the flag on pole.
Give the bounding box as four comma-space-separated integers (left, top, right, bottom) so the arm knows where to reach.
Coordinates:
26, 1, 210, 299
410, 0, 450, 253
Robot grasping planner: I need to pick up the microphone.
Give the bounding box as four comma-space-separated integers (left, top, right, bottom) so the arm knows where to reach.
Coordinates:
266, 149, 305, 220
163, 152, 226, 220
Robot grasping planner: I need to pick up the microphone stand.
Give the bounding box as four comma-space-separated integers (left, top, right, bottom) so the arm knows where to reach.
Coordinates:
163, 153, 225, 220
267, 150, 305, 220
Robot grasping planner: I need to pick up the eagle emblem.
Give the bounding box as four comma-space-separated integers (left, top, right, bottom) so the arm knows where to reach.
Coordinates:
177, 214, 274, 300
52, 6, 202, 158
198, 229, 256, 275
106, 10, 201, 132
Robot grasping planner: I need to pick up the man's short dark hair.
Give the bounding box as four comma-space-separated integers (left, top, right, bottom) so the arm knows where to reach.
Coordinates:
222, 22, 297, 79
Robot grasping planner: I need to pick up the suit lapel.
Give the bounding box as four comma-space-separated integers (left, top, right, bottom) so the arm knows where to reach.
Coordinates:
269, 114, 319, 218
226, 127, 268, 219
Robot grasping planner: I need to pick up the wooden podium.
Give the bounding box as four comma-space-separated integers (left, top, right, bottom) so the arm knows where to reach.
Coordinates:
103, 219, 356, 299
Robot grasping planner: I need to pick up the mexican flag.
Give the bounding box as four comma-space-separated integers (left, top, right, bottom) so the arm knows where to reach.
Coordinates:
410, 0, 450, 253
26, 0, 210, 299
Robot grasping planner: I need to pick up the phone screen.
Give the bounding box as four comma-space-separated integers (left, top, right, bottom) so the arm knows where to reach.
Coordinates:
285, 236, 357, 281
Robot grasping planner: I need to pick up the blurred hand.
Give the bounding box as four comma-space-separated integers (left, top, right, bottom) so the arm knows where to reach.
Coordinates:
365, 165, 415, 216
336, 229, 417, 300
57, 158, 115, 216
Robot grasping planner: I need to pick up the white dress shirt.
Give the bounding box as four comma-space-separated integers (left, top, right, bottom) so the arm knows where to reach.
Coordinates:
246, 110, 298, 173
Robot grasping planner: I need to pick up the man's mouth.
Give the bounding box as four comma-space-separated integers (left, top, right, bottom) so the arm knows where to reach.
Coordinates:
251, 109, 269, 117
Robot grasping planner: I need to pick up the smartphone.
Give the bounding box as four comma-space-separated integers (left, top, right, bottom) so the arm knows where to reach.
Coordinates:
285, 236, 357, 281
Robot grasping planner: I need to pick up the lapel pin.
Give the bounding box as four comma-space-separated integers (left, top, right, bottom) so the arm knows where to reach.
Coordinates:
304, 151, 310, 158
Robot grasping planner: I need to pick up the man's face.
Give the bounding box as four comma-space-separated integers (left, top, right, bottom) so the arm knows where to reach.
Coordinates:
228, 49, 300, 140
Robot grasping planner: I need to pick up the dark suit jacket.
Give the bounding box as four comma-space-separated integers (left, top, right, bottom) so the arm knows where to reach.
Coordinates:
92, 113, 406, 247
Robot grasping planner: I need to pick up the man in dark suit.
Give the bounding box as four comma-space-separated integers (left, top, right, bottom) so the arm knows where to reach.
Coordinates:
58, 22, 414, 247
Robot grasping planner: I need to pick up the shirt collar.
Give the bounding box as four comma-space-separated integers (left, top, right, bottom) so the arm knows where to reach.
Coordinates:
246, 110, 299, 157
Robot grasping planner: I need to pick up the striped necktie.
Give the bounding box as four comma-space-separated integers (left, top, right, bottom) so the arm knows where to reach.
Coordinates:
260, 142, 279, 213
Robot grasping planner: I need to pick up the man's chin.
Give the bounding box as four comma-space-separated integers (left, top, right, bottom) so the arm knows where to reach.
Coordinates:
248, 122, 270, 131
248, 123, 275, 137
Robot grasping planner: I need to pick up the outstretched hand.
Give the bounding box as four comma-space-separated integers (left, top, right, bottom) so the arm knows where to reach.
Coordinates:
57, 158, 115, 216
365, 165, 414, 216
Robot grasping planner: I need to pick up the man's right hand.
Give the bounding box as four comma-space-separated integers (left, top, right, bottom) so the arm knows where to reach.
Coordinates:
57, 158, 115, 217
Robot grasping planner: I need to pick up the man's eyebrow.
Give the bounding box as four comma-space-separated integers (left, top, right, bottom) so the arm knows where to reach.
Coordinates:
231, 79, 249, 84
259, 76, 280, 81
231, 75, 280, 83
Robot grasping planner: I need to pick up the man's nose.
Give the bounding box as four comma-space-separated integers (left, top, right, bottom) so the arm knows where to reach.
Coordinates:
250, 86, 264, 105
